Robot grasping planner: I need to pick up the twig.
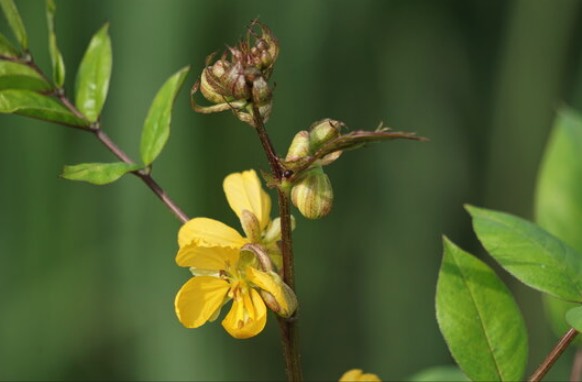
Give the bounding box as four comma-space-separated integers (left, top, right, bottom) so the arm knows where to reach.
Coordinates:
529, 328, 578, 382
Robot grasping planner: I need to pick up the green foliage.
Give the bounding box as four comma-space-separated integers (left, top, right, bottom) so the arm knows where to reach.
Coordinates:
535, 107, 582, 340
0, 89, 88, 126
0, 61, 50, 91
565, 306, 582, 332
408, 365, 469, 382
0, 0, 27, 50
466, 204, 582, 302
436, 237, 528, 382
45, 0, 65, 87
75, 23, 111, 122
0, 33, 19, 57
61, 162, 141, 185
139, 66, 190, 166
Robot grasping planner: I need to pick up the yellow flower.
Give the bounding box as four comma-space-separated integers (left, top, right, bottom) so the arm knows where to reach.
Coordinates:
339, 369, 381, 382
174, 169, 295, 339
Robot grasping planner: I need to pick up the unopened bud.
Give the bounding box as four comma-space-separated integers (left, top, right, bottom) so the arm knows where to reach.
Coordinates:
291, 167, 334, 219
309, 119, 343, 152
259, 272, 297, 318
200, 69, 225, 104
285, 131, 310, 161
240, 210, 261, 243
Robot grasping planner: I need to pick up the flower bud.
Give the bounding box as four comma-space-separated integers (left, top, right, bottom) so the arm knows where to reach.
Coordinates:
259, 272, 297, 318
309, 119, 343, 152
291, 167, 334, 219
200, 69, 225, 104
285, 131, 310, 161
240, 210, 261, 243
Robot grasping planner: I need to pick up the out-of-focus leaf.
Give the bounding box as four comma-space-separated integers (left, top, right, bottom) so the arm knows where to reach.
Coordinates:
534, 107, 582, 343
0, 0, 27, 49
75, 23, 111, 122
140, 66, 190, 166
0, 89, 89, 127
566, 306, 582, 332
0, 61, 50, 91
45, 0, 65, 87
408, 365, 469, 382
467, 204, 582, 302
0, 33, 19, 57
436, 237, 528, 382
61, 162, 140, 185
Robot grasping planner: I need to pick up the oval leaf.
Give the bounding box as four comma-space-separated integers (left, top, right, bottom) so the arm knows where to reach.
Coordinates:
566, 306, 582, 332
467, 204, 582, 302
0, 33, 19, 57
140, 65, 190, 166
75, 23, 111, 122
0, 61, 51, 91
0, 89, 89, 127
535, 107, 582, 341
61, 162, 140, 185
45, 0, 65, 87
436, 237, 528, 382
0, 0, 27, 49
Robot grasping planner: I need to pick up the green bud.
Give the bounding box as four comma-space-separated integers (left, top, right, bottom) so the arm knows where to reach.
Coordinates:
309, 119, 343, 152
200, 69, 225, 104
240, 209, 261, 243
291, 167, 334, 219
285, 131, 310, 161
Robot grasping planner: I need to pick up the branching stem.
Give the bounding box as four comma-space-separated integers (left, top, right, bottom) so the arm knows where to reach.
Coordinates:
11, 54, 190, 225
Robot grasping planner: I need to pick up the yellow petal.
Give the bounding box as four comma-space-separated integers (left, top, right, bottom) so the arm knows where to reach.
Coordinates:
178, 217, 246, 249
339, 369, 381, 382
247, 267, 296, 317
221, 288, 267, 339
176, 243, 239, 270
223, 170, 271, 231
175, 276, 230, 328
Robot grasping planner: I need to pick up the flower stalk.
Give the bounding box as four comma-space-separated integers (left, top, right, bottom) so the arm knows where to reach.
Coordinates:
251, 101, 303, 381
528, 328, 578, 382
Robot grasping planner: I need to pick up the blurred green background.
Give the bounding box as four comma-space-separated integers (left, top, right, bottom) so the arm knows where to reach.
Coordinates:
1, 0, 582, 380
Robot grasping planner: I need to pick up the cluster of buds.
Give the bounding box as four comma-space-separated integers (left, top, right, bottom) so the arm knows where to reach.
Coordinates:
191, 20, 279, 126
285, 119, 344, 219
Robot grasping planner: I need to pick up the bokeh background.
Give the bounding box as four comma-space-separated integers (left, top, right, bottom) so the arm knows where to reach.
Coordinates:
1, 0, 582, 380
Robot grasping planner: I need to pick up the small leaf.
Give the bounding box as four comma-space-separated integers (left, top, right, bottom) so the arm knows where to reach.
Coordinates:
0, 0, 27, 49
0, 89, 89, 127
535, 107, 582, 342
467, 205, 582, 302
0, 33, 19, 57
140, 65, 190, 166
408, 365, 469, 382
61, 162, 140, 185
566, 306, 582, 332
45, 0, 65, 87
0, 61, 51, 91
75, 23, 112, 122
436, 237, 528, 382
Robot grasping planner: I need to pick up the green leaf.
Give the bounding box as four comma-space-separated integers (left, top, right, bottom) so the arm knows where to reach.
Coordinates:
436, 237, 528, 382
534, 107, 582, 342
61, 162, 140, 185
566, 306, 582, 332
140, 66, 190, 166
45, 0, 65, 87
0, 89, 89, 127
408, 365, 469, 382
0, 0, 27, 49
0, 33, 19, 57
0, 61, 51, 91
467, 204, 582, 302
75, 23, 112, 122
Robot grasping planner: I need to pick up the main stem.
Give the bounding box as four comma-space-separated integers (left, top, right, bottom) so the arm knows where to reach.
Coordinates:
252, 104, 303, 382
529, 328, 578, 382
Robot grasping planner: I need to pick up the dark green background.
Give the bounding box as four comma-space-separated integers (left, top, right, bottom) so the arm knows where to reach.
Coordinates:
1, 0, 582, 380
